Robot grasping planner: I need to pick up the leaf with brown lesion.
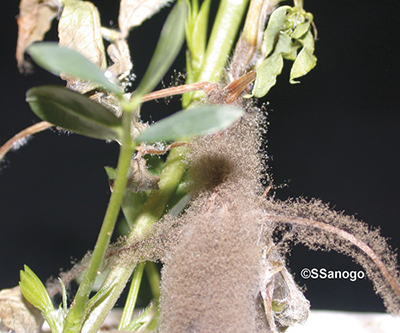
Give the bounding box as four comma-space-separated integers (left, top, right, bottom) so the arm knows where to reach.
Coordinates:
119, 0, 173, 38
58, 0, 107, 93
16, 0, 61, 72
106, 38, 133, 83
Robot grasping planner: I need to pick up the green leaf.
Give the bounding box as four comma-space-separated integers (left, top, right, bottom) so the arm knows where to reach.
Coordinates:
19, 266, 54, 314
27, 43, 121, 95
82, 282, 116, 323
135, 0, 188, 96
291, 12, 313, 39
104, 166, 118, 180
136, 105, 244, 143
20, 266, 62, 333
186, 0, 211, 74
144, 155, 165, 176
26, 86, 123, 141
58, 278, 68, 317
289, 46, 317, 83
262, 6, 291, 57
122, 304, 153, 331
274, 32, 294, 56
298, 30, 315, 53
252, 53, 284, 98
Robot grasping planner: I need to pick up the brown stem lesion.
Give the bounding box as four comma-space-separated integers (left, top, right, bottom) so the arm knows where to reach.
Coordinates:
0, 121, 53, 162
135, 142, 191, 158
141, 81, 219, 103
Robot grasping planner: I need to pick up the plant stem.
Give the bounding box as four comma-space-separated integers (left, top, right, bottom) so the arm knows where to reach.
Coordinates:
118, 262, 145, 330
62, 111, 135, 333
187, 0, 249, 105
294, 0, 303, 8
0, 121, 53, 162
81, 146, 188, 333
78, 0, 251, 329
145, 262, 161, 302
197, 0, 249, 83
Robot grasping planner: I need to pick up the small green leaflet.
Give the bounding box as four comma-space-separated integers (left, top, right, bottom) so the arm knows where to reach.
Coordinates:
19, 265, 54, 314
136, 105, 244, 143
20, 265, 62, 333
27, 43, 121, 95
253, 4, 317, 98
262, 6, 291, 57
26, 86, 123, 141
290, 30, 317, 83
135, 0, 188, 96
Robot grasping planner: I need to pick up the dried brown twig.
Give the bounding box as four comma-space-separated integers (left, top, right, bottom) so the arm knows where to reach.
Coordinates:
0, 121, 53, 162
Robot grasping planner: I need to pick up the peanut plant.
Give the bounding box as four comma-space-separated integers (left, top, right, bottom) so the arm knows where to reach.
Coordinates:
0, 0, 399, 332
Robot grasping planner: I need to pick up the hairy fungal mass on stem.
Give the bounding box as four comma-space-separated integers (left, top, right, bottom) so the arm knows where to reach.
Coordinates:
154, 109, 400, 331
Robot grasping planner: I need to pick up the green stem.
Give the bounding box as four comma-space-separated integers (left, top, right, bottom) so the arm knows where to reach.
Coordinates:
130, 146, 189, 235
294, 0, 303, 8
62, 111, 135, 333
188, 0, 249, 104
198, 0, 249, 83
80, 146, 188, 333
145, 262, 161, 301
118, 262, 145, 330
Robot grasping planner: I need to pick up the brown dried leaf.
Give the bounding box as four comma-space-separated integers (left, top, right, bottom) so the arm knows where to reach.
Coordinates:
16, 0, 61, 72
106, 39, 133, 82
0, 286, 43, 333
119, 0, 172, 38
127, 157, 160, 192
58, 0, 106, 92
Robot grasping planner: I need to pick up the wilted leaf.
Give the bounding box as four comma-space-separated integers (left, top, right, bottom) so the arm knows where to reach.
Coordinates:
274, 32, 294, 55
136, 105, 244, 143
262, 5, 291, 57
26, 86, 123, 141
0, 286, 43, 333
128, 157, 160, 192
119, 0, 173, 38
135, 0, 188, 96
254, 4, 317, 97
252, 53, 284, 98
298, 30, 315, 53
289, 46, 317, 83
58, 0, 106, 70
58, 0, 108, 93
291, 12, 313, 39
106, 39, 133, 82
27, 43, 122, 95
16, 0, 61, 72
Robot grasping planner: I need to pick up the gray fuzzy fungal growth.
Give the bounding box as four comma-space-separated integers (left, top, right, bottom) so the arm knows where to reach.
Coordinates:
156, 108, 400, 332
159, 194, 264, 333
158, 112, 309, 332
158, 112, 268, 332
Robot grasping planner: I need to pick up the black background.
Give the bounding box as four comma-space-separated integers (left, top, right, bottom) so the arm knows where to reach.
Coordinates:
1, 0, 400, 313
